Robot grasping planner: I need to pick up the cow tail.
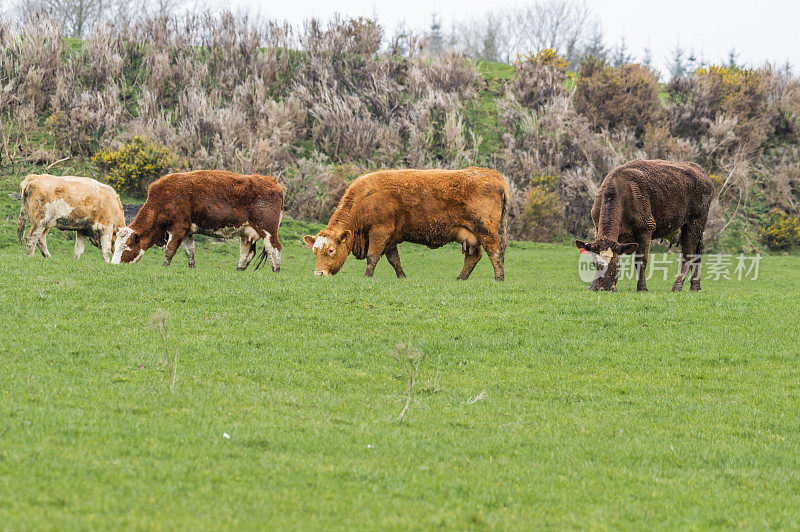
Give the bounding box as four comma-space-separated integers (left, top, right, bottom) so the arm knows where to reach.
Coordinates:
253, 247, 269, 271
499, 188, 509, 262
17, 180, 28, 244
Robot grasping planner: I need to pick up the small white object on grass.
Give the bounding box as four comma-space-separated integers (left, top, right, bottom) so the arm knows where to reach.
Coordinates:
223, 433, 230, 439
367, 444, 373, 449
466, 390, 486, 405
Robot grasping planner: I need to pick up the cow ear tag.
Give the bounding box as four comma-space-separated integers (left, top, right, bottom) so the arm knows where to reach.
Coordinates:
308, 241, 314, 251
579, 248, 587, 255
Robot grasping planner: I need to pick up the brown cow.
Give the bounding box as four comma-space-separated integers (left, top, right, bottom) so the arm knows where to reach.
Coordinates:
111, 170, 283, 271
17, 174, 125, 262
303, 167, 509, 280
575, 159, 714, 292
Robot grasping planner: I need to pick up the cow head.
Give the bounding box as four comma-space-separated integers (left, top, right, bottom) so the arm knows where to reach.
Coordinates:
575, 238, 638, 290
303, 230, 352, 276
110, 225, 124, 253
111, 227, 145, 264
575, 238, 638, 262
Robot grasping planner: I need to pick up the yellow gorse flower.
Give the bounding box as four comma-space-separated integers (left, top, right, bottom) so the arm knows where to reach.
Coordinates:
515, 49, 569, 71
92, 136, 173, 195
762, 209, 800, 250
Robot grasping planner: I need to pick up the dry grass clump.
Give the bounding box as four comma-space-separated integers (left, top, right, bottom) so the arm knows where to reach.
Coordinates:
509, 49, 571, 110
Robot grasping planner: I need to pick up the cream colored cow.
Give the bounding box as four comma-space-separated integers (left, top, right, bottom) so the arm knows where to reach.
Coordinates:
17, 174, 126, 262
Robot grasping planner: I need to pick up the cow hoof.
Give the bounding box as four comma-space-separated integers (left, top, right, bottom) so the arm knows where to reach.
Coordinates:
690, 286, 701, 292
671, 285, 683, 292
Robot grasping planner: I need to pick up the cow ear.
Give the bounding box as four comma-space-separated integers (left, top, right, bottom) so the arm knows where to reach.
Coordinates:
338, 230, 352, 245
618, 242, 638, 255
575, 239, 588, 250
303, 235, 316, 248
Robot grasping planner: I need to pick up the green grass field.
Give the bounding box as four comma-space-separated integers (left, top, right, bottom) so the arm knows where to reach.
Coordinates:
1, 219, 799, 529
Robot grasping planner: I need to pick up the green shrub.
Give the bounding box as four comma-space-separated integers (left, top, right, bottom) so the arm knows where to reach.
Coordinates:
93, 137, 173, 197
516, 185, 564, 242
573, 59, 660, 139
762, 209, 800, 250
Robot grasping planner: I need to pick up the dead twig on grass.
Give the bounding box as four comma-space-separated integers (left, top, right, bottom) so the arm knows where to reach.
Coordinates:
45, 156, 71, 170
465, 390, 486, 405
393, 343, 424, 423
151, 309, 177, 392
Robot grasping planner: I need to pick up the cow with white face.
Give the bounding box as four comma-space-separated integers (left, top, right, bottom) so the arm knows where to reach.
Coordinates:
112, 170, 283, 271
18, 174, 125, 262
304, 168, 509, 280
305, 233, 352, 276
112, 227, 146, 264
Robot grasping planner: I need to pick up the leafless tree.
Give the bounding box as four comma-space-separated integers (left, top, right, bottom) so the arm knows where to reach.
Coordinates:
11, 0, 197, 37
13, 0, 109, 37
450, 1, 601, 63
503, 0, 597, 61
450, 11, 506, 61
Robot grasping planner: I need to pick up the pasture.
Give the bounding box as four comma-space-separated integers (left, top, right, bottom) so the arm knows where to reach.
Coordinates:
1, 223, 799, 529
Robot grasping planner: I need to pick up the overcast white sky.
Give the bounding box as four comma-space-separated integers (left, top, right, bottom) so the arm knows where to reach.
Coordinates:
231, 0, 800, 74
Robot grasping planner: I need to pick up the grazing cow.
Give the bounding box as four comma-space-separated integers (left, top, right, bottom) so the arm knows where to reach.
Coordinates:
111, 170, 283, 271
17, 174, 125, 262
303, 167, 509, 280
575, 159, 714, 292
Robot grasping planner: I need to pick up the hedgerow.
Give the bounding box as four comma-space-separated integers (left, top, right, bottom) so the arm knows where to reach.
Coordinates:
1, 13, 799, 249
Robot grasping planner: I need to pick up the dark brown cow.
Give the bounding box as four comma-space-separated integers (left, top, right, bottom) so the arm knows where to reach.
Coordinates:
303, 167, 509, 280
575, 159, 714, 292
111, 170, 283, 271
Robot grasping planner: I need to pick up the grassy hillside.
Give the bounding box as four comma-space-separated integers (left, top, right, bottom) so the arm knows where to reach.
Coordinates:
1, 229, 798, 528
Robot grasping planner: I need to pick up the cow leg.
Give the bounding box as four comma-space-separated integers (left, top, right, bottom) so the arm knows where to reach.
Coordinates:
99, 231, 113, 263
672, 253, 688, 292
37, 227, 52, 259
26, 221, 47, 257
263, 231, 281, 272
163, 228, 186, 266
24, 232, 37, 257
478, 234, 504, 281
182, 235, 196, 268
248, 206, 282, 273
364, 228, 391, 277
384, 246, 406, 278
74, 234, 86, 260
686, 221, 705, 292
635, 233, 652, 292
457, 247, 482, 280
237, 236, 256, 270
672, 222, 703, 292
690, 252, 703, 291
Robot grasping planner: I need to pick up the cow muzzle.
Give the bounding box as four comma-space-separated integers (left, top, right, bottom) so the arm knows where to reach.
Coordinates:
313, 270, 330, 276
